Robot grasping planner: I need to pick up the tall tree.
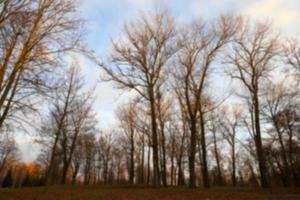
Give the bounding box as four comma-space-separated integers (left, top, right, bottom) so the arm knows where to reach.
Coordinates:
41, 66, 95, 185
174, 15, 239, 188
0, 0, 82, 131
99, 11, 177, 186
226, 21, 280, 188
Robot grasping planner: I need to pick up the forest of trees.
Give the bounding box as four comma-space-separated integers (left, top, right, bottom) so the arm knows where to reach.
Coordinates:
1, 0, 300, 189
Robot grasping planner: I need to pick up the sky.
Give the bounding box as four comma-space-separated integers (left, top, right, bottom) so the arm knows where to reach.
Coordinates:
18, 0, 300, 162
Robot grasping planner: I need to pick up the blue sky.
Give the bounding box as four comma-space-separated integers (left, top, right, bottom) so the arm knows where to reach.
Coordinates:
18, 0, 300, 162
78, 0, 300, 128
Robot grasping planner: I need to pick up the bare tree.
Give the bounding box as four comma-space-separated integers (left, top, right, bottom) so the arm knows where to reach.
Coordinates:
135, 106, 152, 185
99, 10, 177, 186
218, 106, 243, 186
40, 66, 96, 185
0, 1, 29, 29
71, 137, 83, 184
207, 112, 224, 186
262, 80, 300, 186
82, 133, 97, 185
60, 86, 96, 184
0, 0, 82, 131
98, 132, 114, 184
116, 102, 137, 184
0, 134, 19, 176
156, 88, 172, 186
226, 20, 281, 188
285, 39, 300, 81
174, 15, 239, 188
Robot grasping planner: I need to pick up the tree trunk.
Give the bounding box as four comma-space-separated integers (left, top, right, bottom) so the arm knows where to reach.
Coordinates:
212, 129, 223, 185
147, 141, 151, 185
61, 128, 80, 184
71, 162, 80, 184
61, 161, 69, 184
188, 117, 196, 188
177, 156, 185, 186
273, 121, 290, 186
199, 111, 210, 188
149, 88, 160, 187
160, 123, 167, 187
287, 125, 299, 187
129, 130, 135, 184
141, 135, 145, 184
45, 133, 60, 185
253, 94, 270, 188
170, 135, 175, 186
232, 142, 236, 187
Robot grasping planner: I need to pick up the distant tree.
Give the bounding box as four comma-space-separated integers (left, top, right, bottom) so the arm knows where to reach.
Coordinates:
97, 132, 114, 184
0, 135, 19, 175
219, 106, 243, 187
2, 167, 13, 188
116, 102, 137, 184
285, 39, 300, 82
207, 112, 224, 186
82, 133, 97, 185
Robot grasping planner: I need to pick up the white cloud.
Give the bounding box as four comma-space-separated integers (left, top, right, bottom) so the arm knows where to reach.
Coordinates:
14, 133, 41, 163
243, 0, 300, 36
187, 0, 300, 36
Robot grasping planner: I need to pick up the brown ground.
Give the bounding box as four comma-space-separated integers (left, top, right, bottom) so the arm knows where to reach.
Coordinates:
0, 185, 299, 200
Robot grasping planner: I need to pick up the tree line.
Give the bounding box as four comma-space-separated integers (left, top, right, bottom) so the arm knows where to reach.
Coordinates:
0, 0, 300, 189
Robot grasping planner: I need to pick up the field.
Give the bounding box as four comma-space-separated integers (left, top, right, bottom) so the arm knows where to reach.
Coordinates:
0, 185, 299, 200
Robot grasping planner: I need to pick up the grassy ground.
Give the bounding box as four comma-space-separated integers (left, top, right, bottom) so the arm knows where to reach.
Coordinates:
0, 185, 299, 200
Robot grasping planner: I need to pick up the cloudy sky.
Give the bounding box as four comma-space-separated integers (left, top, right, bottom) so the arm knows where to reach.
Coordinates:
80, 0, 300, 124
18, 0, 300, 162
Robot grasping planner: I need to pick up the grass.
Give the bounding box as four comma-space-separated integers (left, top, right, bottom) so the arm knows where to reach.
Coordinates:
0, 185, 299, 200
